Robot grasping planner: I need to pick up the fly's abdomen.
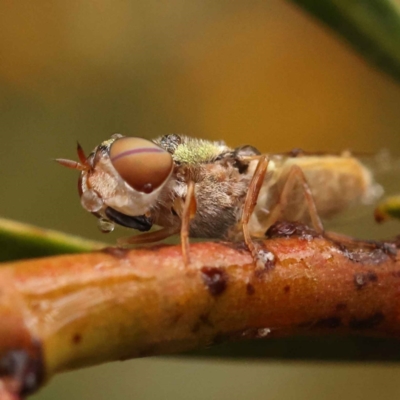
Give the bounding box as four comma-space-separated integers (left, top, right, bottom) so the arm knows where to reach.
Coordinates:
278, 156, 381, 220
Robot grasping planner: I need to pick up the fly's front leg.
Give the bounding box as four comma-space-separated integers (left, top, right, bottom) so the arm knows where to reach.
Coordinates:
264, 165, 324, 234
117, 227, 179, 246
180, 181, 197, 266
241, 155, 274, 268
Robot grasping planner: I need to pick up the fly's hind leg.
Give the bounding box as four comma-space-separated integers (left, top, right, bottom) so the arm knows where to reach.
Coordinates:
241, 155, 274, 268
180, 181, 197, 266
261, 166, 374, 249
263, 164, 324, 234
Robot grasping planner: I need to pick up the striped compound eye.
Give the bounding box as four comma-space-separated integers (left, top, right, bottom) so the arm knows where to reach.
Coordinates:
109, 137, 173, 194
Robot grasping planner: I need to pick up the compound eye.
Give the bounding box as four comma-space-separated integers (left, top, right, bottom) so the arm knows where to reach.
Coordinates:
110, 137, 173, 193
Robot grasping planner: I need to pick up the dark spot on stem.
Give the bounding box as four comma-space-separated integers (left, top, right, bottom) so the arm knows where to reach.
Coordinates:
349, 312, 384, 330
354, 271, 378, 290
336, 303, 347, 312
246, 283, 255, 295
201, 267, 228, 297
315, 317, 342, 329
199, 313, 213, 327
283, 285, 291, 293
0, 343, 44, 396
192, 313, 214, 333
72, 334, 82, 344
102, 246, 130, 258
170, 312, 183, 326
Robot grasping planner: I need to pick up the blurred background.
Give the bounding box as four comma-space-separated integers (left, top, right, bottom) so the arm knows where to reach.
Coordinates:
1, 0, 400, 399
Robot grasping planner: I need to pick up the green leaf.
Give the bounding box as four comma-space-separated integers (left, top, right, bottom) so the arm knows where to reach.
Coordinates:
374, 195, 400, 222
291, 0, 400, 83
0, 217, 105, 262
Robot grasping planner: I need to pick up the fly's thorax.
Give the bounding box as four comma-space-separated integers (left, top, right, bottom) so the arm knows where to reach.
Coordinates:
154, 134, 230, 165
177, 162, 254, 238
149, 135, 266, 237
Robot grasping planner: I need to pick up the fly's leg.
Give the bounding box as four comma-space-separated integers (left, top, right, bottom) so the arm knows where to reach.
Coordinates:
117, 227, 179, 246
241, 155, 272, 268
261, 166, 383, 251
264, 165, 324, 234
120, 182, 197, 265
180, 181, 197, 266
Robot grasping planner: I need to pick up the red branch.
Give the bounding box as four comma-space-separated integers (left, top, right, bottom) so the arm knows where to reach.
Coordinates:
0, 222, 400, 398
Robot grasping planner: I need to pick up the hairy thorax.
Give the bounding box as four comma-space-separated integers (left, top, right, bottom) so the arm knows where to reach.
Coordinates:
151, 161, 252, 239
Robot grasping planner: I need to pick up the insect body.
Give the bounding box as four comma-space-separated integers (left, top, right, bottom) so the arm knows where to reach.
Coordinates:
57, 134, 381, 265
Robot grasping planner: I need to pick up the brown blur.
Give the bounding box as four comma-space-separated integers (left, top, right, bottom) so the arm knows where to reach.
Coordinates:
1, 1, 400, 399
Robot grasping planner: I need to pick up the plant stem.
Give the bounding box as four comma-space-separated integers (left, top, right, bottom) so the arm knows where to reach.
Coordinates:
0, 222, 400, 397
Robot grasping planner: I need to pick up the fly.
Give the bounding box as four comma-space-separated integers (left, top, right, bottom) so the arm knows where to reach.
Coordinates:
56, 134, 383, 266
